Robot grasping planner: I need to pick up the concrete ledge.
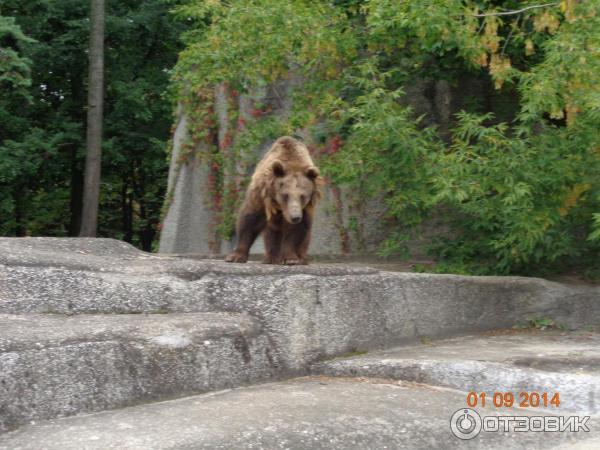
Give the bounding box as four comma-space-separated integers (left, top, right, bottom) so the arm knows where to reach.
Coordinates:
0, 313, 277, 433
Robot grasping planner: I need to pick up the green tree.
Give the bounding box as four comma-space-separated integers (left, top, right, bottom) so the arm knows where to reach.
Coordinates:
0, 0, 185, 249
0, 13, 33, 93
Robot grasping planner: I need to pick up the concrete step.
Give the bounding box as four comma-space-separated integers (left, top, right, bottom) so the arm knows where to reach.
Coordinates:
0, 377, 596, 450
314, 331, 600, 415
0, 312, 279, 433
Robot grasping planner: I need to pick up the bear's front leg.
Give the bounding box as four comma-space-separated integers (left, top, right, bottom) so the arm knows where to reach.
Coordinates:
281, 215, 311, 265
263, 225, 283, 264
225, 210, 266, 263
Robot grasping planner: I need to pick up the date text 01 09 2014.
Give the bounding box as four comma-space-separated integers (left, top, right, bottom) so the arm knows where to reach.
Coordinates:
466, 391, 561, 409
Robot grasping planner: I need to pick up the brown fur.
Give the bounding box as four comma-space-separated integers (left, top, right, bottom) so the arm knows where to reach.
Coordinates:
225, 136, 323, 265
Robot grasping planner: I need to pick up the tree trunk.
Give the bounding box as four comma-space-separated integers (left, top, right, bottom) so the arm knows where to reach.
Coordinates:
122, 182, 133, 243
68, 145, 83, 236
79, 0, 105, 237
138, 201, 155, 252
13, 188, 26, 237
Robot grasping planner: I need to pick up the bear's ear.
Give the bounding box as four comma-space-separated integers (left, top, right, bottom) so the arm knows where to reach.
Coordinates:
271, 160, 285, 178
305, 166, 320, 180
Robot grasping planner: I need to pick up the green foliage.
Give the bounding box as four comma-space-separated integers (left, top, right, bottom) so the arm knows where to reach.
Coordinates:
172, 0, 599, 275
323, 63, 441, 228
519, 1, 600, 123
0, 14, 34, 93
365, 0, 485, 68
434, 112, 600, 273
377, 232, 410, 259
590, 213, 600, 242
173, 0, 355, 89
513, 316, 563, 331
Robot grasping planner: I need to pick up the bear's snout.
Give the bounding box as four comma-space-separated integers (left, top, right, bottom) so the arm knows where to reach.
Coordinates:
287, 201, 303, 224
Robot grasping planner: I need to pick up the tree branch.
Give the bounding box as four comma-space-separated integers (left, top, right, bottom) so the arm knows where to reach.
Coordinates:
474, 2, 560, 17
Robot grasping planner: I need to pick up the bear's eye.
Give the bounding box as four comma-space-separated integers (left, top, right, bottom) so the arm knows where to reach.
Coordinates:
282, 193, 289, 202
300, 195, 306, 204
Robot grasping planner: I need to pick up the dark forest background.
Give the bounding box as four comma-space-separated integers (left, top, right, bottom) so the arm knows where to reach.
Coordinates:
0, 0, 185, 250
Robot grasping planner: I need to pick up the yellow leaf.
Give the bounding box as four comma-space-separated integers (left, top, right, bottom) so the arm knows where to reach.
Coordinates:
560, 1, 567, 13
489, 53, 511, 88
566, 104, 580, 126
533, 11, 560, 33
559, 183, 591, 216
525, 39, 535, 56
473, 52, 488, 67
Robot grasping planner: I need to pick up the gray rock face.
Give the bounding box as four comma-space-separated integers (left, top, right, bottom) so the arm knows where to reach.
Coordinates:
0, 378, 595, 450
158, 106, 220, 254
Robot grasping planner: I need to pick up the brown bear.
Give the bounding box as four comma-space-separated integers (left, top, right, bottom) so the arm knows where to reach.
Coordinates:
225, 136, 322, 265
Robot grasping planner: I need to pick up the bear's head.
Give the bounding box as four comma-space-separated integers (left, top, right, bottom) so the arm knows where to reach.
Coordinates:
269, 160, 320, 224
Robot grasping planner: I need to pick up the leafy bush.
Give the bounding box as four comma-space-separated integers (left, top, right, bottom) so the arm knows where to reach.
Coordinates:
433, 112, 600, 274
